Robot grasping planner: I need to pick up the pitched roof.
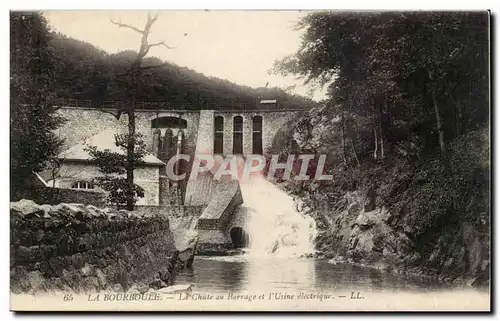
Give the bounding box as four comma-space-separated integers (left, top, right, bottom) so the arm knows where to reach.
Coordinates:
36, 169, 53, 183
58, 128, 165, 166
33, 171, 50, 187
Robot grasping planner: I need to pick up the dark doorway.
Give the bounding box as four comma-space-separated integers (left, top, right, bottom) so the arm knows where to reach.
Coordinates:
252, 115, 263, 155
233, 116, 243, 155
214, 116, 224, 154
230, 227, 249, 249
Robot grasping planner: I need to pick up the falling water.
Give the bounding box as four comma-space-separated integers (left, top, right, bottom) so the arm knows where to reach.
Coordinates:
236, 174, 317, 258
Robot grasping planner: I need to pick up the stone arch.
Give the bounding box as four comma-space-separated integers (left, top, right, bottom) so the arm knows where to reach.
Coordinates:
252, 115, 263, 155
230, 226, 249, 249
214, 116, 224, 154
233, 115, 243, 155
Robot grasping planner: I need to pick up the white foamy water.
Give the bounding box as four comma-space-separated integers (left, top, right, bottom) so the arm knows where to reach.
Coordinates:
236, 174, 317, 258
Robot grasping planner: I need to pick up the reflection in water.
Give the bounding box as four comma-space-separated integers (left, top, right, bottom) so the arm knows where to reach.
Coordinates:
176, 257, 246, 292
176, 257, 451, 293
244, 257, 317, 292
369, 269, 384, 290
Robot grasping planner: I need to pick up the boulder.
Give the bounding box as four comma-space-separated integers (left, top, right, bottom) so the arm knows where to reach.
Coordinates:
39, 204, 52, 218
10, 199, 44, 218
110, 283, 124, 293
178, 239, 198, 269
149, 278, 167, 290
158, 284, 193, 295
81, 263, 94, 277
26, 270, 45, 292
354, 211, 379, 230
127, 285, 141, 295
95, 268, 107, 288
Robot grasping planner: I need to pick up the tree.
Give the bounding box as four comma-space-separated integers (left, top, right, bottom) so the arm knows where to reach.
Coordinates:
10, 12, 64, 200
274, 12, 489, 168
84, 133, 147, 208
88, 12, 174, 210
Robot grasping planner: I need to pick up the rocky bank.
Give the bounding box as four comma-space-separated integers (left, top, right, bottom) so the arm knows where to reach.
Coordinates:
277, 107, 490, 287
294, 191, 488, 286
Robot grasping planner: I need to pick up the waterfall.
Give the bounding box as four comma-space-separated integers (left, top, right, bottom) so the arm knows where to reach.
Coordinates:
237, 175, 317, 258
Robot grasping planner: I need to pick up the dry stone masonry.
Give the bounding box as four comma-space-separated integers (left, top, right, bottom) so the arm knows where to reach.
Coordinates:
10, 199, 197, 294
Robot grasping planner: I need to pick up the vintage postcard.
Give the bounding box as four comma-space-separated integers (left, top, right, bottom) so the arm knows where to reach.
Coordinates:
10, 10, 491, 312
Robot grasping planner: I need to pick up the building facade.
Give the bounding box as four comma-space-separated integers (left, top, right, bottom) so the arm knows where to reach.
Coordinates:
46, 100, 307, 206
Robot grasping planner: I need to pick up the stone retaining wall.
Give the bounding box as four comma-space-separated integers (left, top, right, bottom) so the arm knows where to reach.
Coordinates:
10, 200, 177, 294
28, 186, 106, 207
135, 205, 204, 218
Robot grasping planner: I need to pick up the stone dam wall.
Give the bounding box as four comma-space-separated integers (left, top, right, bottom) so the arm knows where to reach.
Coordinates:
10, 200, 178, 294
195, 181, 244, 254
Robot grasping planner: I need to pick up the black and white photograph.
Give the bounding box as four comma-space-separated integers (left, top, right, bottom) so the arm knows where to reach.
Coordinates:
9, 9, 491, 311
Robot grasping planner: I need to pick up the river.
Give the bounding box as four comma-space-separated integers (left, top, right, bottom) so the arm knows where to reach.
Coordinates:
175, 170, 489, 310
175, 255, 453, 293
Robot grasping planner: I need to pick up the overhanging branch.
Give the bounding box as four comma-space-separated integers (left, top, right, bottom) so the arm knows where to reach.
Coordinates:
110, 20, 144, 34
148, 41, 176, 50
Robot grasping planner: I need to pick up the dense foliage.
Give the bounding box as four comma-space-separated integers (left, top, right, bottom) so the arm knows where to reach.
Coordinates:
272, 12, 490, 279
47, 33, 317, 110
274, 12, 489, 167
10, 12, 64, 200
84, 133, 147, 208
273, 11, 489, 194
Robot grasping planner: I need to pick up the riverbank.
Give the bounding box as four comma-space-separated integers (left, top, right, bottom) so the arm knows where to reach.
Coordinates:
271, 121, 490, 287
13, 255, 490, 311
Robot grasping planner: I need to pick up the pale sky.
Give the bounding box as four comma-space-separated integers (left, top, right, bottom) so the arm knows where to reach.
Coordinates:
43, 11, 327, 101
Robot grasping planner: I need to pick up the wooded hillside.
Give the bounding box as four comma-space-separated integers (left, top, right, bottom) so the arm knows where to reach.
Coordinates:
47, 32, 317, 110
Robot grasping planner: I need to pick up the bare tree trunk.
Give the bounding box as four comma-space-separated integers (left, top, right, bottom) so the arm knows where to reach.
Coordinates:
378, 106, 385, 160
373, 120, 378, 160
429, 72, 450, 172
351, 139, 360, 167
432, 90, 449, 169
371, 98, 379, 160
126, 103, 136, 211
340, 110, 347, 166
109, 12, 173, 210
379, 135, 384, 160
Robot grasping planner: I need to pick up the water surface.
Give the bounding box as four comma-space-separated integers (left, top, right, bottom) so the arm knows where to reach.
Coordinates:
176, 255, 456, 293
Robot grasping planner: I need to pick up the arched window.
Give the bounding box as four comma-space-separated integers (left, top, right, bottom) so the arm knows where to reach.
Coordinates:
214, 116, 224, 154
233, 116, 243, 155
71, 181, 95, 190
252, 115, 263, 155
